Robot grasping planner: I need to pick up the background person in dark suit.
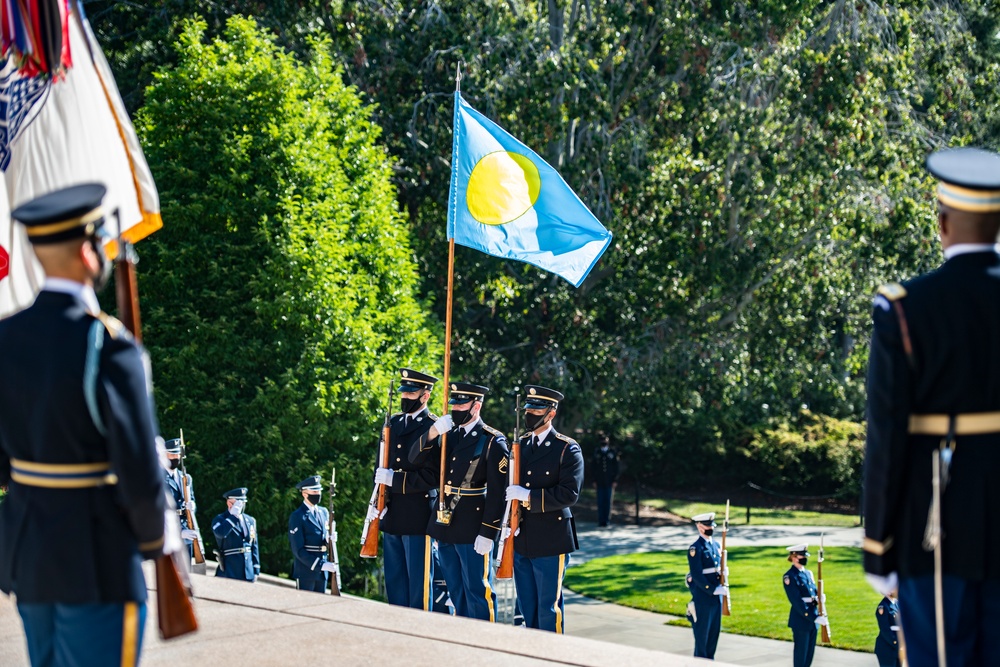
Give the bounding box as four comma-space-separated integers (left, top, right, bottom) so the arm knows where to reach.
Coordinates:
591, 433, 619, 527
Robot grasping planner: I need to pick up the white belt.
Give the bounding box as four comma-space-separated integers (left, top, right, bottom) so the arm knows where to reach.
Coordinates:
801, 596, 815, 603
304, 545, 327, 552
223, 547, 251, 555
702, 567, 718, 574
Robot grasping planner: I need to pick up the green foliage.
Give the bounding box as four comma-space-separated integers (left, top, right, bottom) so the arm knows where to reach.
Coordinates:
737, 412, 866, 500
134, 17, 440, 583
565, 546, 882, 652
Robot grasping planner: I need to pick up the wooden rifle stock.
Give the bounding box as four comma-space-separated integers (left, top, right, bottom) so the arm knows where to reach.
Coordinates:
495, 395, 520, 579
178, 430, 206, 569
114, 239, 198, 639
720, 499, 731, 616
327, 466, 342, 595
818, 533, 832, 643
360, 380, 393, 558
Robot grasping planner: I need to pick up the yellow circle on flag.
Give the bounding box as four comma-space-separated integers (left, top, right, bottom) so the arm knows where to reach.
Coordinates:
466, 151, 541, 225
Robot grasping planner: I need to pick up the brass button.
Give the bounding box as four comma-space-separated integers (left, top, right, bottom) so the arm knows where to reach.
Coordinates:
396, 458, 401, 462
527, 471, 532, 475
525, 482, 531, 487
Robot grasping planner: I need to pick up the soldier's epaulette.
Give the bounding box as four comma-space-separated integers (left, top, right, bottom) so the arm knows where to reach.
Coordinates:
482, 424, 503, 438
877, 283, 907, 301
391, 411, 403, 419
553, 432, 578, 446
97, 312, 130, 340
428, 412, 438, 420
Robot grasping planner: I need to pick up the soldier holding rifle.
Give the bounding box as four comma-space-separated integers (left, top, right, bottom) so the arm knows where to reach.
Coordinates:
164, 438, 200, 562
686, 512, 726, 659
371, 368, 449, 610
415, 382, 508, 621
863, 147, 1000, 666
504, 385, 584, 633
288, 475, 337, 592
0, 185, 167, 666
782, 544, 826, 667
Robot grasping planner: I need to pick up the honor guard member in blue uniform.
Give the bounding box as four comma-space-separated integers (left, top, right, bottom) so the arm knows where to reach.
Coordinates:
373, 368, 445, 610
289, 475, 337, 592
212, 487, 260, 581
875, 596, 901, 666
783, 545, 826, 667
164, 439, 199, 561
863, 147, 1000, 666
505, 385, 584, 633
686, 512, 726, 659
0, 184, 166, 667
592, 434, 619, 527
416, 382, 509, 622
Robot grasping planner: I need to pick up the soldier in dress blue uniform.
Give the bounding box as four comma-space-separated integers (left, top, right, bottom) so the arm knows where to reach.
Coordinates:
875, 596, 901, 666
372, 368, 447, 610
212, 487, 260, 581
416, 382, 508, 622
505, 385, 584, 633
164, 439, 199, 561
686, 512, 726, 659
288, 475, 336, 592
591, 433, 619, 527
863, 147, 1000, 666
782, 544, 827, 667
0, 184, 166, 667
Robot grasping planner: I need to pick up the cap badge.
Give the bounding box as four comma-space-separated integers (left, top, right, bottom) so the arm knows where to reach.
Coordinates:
402, 370, 409, 377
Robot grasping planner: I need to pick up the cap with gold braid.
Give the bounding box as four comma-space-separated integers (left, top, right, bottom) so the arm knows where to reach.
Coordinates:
448, 382, 488, 404
397, 368, 438, 392
523, 385, 564, 409
927, 148, 1000, 213
11, 183, 108, 244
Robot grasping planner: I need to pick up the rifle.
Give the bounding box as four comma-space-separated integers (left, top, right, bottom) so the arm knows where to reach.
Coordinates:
178, 429, 207, 575
817, 532, 832, 643
495, 394, 520, 579
327, 465, 342, 595
114, 237, 198, 639
720, 499, 731, 616
360, 380, 393, 557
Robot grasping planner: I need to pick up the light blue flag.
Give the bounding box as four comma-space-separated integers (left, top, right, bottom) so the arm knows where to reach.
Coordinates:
447, 92, 612, 288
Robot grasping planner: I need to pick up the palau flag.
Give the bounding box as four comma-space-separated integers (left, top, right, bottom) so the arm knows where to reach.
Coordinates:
447, 92, 611, 288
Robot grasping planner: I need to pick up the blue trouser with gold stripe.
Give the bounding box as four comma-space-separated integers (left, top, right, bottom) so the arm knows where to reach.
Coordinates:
383, 533, 432, 610
513, 551, 568, 633
18, 601, 146, 667
437, 541, 495, 621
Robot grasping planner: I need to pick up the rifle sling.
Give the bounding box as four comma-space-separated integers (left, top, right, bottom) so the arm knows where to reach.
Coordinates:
445, 431, 488, 514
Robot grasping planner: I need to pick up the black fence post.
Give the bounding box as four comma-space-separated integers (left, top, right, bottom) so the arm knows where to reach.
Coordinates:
746, 505, 751, 525
634, 480, 641, 526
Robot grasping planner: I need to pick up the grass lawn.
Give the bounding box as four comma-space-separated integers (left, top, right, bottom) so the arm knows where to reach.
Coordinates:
645, 498, 860, 528
564, 546, 881, 652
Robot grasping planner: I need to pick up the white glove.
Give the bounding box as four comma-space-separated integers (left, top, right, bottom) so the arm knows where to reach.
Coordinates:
687, 600, 698, 623
865, 572, 898, 597
815, 615, 829, 627
182, 500, 196, 512
374, 468, 394, 486
500, 526, 512, 541
723, 568, 730, 578
821, 594, 827, 604
366, 504, 380, 522
228, 500, 244, 516
431, 414, 453, 437
474, 535, 493, 555
713, 585, 729, 596
321, 562, 338, 573
506, 485, 530, 502
181, 529, 199, 541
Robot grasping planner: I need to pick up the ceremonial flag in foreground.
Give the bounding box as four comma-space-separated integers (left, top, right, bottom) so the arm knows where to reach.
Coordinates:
446, 92, 611, 288
0, 1, 161, 317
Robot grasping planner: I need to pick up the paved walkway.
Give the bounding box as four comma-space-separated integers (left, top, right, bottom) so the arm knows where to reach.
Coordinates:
564, 521, 873, 666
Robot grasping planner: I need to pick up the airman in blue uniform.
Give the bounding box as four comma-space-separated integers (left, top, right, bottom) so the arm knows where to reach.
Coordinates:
863, 147, 1000, 666
686, 512, 726, 659
416, 382, 508, 622
164, 438, 199, 561
783, 544, 826, 667
212, 487, 259, 581
289, 475, 337, 592
875, 596, 901, 666
505, 385, 584, 633
0, 184, 166, 667
373, 368, 445, 610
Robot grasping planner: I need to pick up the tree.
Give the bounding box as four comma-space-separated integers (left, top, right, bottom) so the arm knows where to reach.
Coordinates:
134, 16, 441, 582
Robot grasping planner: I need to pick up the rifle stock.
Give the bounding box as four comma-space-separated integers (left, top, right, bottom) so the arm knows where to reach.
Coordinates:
720, 499, 731, 616
360, 380, 393, 558
178, 430, 206, 572
327, 466, 342, 595
495, 395, 520, 579
818, 533, 832, 643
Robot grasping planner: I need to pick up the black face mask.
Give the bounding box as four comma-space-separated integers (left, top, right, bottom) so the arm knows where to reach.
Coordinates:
306, 493, 321, 506
401, 396, 423, 414
702, 528, 714, 537
451, 407, 474, 426
168, 458, 180, 471
89, 237, 112, 293
524, 411, 549, 432
799, 557, 809, 566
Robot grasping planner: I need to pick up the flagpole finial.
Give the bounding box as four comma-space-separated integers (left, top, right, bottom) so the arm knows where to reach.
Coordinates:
455, 62, 462, 93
